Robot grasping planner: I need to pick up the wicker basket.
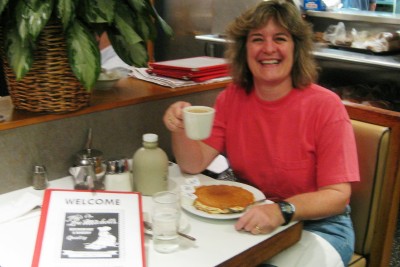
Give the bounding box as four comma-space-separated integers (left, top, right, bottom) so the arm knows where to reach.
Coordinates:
0, 21, 91, 113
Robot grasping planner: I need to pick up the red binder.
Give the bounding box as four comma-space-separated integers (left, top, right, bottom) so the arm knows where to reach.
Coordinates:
147, 56, 229, 82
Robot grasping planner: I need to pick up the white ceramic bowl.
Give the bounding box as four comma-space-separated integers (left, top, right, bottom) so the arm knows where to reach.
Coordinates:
95, 68, 129, 90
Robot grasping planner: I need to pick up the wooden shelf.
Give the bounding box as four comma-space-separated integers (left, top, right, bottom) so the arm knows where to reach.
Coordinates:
0, 77, 230, 131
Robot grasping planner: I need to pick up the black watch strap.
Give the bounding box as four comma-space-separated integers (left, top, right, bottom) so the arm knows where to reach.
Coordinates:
277, 201, 295, 226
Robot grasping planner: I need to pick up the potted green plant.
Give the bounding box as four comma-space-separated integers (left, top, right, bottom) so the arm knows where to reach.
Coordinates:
0, 0, 172, 90
0, 0, 172, 113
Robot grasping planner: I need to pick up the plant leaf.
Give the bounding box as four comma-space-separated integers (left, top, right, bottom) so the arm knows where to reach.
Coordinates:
144, 0, 173, 38
108, 29, 148, 67
14, 0, 30, 42
115, 1, 151, 41
113, 4, 141, 44
125, 0, 145, 13
17, 0, 53, 42
56, 0, 78, 30
66, 20, 101, 91
108, 3, 148, 67
24, 0, 41, 9
4, 26, 33, 80
0, 0, 10, 16
133, 12, 153, 41
81, 0, 115, 24
137, 14, 157, 41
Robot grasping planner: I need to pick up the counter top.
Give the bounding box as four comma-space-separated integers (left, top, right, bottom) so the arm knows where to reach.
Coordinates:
0, 77, 230, 131
305, 10, 400, 24
312, 46, 400, 69
195, 34, 400, 69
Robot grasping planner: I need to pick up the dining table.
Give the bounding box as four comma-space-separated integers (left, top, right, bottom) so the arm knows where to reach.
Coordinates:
0, 163, 302, 267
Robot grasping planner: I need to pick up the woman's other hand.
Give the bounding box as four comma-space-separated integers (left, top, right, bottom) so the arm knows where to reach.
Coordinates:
163, 101, 191, 133
235, 203, 284, 235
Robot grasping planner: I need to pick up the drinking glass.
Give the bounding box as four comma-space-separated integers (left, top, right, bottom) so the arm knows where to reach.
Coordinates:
152, 191, 180, 253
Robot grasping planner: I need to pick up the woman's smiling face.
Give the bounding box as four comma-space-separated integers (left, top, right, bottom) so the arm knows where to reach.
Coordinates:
246, 18, 294, 88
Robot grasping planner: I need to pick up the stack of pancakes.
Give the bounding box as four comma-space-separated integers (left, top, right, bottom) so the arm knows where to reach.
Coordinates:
193, 185, 254, 214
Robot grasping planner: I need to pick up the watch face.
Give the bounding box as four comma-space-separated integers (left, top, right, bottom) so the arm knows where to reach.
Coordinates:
282, 205, 291, 213
278, 201, 295, 226
280, 202, 295, 214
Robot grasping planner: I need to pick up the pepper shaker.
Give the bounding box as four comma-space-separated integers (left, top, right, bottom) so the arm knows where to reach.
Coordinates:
33, 165, 48, 190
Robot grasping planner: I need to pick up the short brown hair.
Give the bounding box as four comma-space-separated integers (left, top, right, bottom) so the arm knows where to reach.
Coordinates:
225, 0, 318, 93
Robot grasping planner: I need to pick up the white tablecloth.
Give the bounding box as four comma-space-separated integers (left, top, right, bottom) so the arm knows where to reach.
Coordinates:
0, 165, 344, 267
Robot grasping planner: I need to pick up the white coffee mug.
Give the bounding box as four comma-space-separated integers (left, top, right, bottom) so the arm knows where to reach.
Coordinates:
183, 106, 215, 140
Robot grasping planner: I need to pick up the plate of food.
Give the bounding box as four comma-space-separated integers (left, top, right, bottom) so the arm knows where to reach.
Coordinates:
181, 180, 269, 219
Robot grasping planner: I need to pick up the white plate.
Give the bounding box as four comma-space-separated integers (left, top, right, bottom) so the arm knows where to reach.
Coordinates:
181, 180, 267, 220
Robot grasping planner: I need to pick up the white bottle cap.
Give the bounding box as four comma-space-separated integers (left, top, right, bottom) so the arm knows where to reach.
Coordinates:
143, 133, 158, 142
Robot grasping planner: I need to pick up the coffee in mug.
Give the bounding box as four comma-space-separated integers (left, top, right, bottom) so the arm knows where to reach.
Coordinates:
183, 106, 215, 140
186, 108, 210, 113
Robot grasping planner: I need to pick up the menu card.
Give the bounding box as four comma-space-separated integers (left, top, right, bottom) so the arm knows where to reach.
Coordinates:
32, 189, 145, 267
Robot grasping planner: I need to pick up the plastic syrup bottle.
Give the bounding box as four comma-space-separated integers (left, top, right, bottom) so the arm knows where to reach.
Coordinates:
132, 133, 168, 195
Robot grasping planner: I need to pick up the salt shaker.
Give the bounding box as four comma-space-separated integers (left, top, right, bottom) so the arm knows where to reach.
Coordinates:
33, 165, 48, 190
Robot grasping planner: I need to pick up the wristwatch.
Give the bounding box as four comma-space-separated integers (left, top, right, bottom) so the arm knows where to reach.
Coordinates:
277, 201, 296, 226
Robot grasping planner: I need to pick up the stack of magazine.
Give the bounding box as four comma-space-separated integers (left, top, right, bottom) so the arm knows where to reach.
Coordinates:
130, 56, 231, 88
147, 56, 229, 82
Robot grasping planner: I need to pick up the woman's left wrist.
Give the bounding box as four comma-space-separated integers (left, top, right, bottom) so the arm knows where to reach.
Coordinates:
276, 201, 296, 225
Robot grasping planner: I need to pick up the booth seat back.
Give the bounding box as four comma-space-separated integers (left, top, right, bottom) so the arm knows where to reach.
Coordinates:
348, 120, 390, 267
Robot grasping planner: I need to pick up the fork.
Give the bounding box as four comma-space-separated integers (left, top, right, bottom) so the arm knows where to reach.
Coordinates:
143, 221, 196, 241
228, 198, 267, 213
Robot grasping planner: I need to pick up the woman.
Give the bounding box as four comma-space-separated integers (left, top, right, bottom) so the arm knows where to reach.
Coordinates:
163, 0, 359, 265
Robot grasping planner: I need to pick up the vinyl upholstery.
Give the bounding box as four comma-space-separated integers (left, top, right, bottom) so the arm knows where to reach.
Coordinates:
348, 120, 389, 266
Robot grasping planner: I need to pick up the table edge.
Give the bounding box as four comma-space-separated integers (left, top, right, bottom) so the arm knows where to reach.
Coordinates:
216, 221, 303, 267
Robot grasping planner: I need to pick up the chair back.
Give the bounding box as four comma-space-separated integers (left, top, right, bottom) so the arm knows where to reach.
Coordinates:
346, 103, 400, 267
350, 120, 389, 256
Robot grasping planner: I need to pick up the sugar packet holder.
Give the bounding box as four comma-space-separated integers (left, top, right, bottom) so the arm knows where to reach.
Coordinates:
180, 177, 200, 206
